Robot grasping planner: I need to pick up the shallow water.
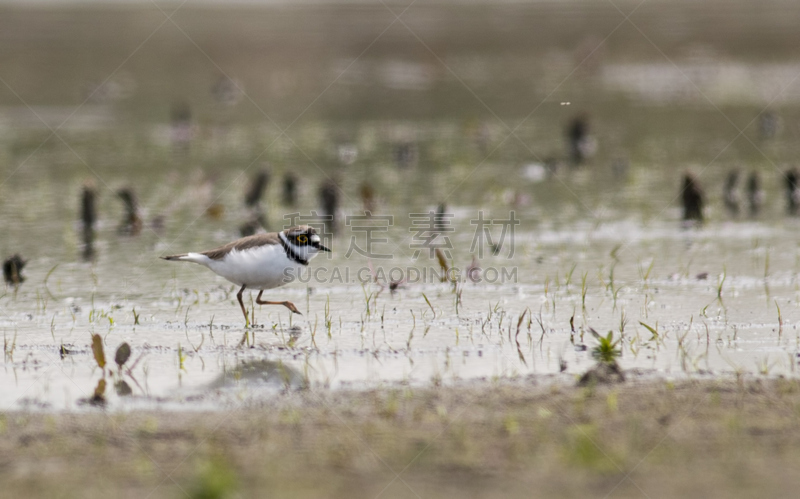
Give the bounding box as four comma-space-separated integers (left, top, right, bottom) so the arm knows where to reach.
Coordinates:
2, 1, 800, 410
3, 200, 799, 410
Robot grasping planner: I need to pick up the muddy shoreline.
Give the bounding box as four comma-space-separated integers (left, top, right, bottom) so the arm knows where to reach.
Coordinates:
3, 375, 800, 498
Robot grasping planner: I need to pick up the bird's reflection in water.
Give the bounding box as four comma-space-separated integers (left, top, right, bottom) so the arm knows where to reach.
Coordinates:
211, 360, 307, 392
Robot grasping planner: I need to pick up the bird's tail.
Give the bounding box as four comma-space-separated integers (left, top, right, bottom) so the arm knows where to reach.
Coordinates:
161, 254, 188, 261
161, 253, 210, 265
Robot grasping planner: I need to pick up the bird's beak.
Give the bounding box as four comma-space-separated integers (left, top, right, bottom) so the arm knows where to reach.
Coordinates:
315, 243, 331, 252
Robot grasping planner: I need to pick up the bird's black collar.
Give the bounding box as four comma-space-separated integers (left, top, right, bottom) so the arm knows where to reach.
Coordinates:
280, 234, 309, 266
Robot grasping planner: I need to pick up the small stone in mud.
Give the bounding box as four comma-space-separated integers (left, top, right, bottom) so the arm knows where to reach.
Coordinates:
3, 254, 26, 285
577, 362, 625, 386
115, 380, 133, 397
78, 395, 106, 408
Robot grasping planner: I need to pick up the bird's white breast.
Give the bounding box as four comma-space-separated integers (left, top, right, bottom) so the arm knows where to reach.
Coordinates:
206, 244, 304, 289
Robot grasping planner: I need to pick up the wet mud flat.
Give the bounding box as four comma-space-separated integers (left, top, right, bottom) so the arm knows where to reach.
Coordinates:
3, 375, 800, 498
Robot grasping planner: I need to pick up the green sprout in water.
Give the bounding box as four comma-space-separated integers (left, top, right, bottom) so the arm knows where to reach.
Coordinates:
422, 292, 436, 319
580, 329, 626, 386
590, 329, 622, 365
580, 271, 589, 312
178, 343, 187, 371
324, 294, 332, 339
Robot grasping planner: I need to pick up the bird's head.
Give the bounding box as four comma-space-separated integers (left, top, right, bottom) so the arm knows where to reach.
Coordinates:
283, 225, 330, 260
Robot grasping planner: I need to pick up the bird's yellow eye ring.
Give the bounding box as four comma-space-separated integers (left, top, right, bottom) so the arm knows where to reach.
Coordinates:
297, 235, 308, 244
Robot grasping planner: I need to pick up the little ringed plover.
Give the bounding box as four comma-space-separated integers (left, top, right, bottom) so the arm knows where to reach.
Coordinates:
162, 225, 330, 324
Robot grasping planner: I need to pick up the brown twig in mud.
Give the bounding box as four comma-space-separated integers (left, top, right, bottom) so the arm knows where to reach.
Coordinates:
282, 173, 298, 207
245, 169, 270, 208
240, 169, 271, 236
681, 171, 705, 224
3, 255, 26, 286
466, 255, 481, 283
117, 187, 142, 236
515, 308, 529, 366
434, 248, 450, 283
535, 308, 547, 347
319, 179, 339, 233
80, 180, 96, 261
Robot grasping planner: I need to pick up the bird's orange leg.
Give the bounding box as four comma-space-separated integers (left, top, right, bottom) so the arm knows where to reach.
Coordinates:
256, 290, 302, 315
236, 284, 250, 326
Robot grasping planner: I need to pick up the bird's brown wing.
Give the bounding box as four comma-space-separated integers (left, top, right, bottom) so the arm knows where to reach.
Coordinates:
201, 232, 281, 261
